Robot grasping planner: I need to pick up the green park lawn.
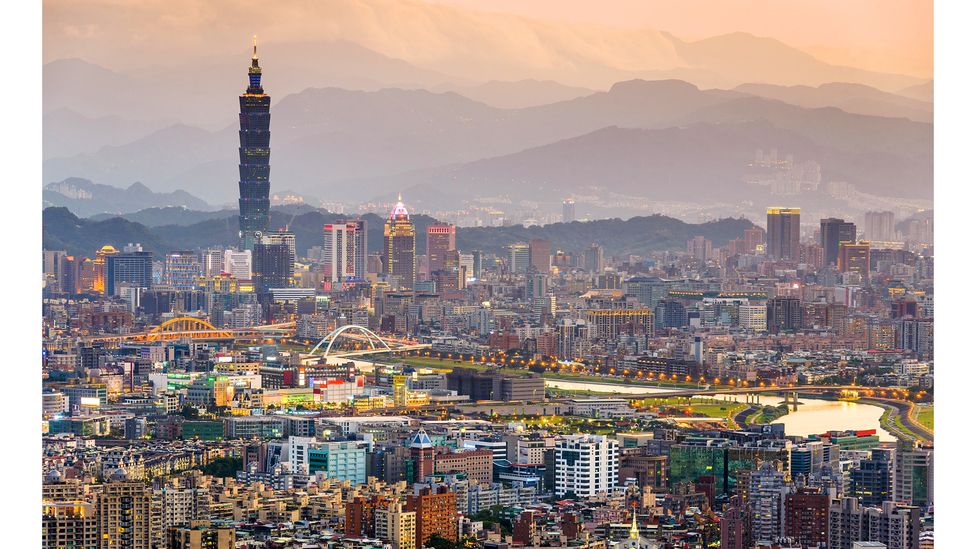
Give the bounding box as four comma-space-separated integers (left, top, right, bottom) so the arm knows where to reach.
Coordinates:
915, 405, 934, 431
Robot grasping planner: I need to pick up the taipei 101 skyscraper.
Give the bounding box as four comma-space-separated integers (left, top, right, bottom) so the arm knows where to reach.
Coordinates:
238, 36, 271, 250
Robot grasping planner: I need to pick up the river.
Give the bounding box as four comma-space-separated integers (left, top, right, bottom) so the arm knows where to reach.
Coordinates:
545, 378, 895, 442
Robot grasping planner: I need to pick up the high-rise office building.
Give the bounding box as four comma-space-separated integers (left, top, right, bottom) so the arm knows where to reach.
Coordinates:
93, 245, 119, 295
252, 240, 292, 291
767, 296, 802, 333
584, 244, 604, 273
202, 249, 225, 277
767, 207, 801, 261
431, 252, 464, 293
238, 37, 271, 250
106, 251, 153, 296
738, 304, 767, 332
624, 277, 669, 309
820, 218, 857, 268
743, 227, 765, 254
554, 434, 619, 497
165, 251, 201, 290
687, 236, 713, 262
526, 273, 549, 300
223, 249, 252, 280
839, 242, 871, 276
529, 238, 551, 273
323, 221, 366, 284
864, 211, 895, 242
850, 448, 895, 506
351, 219, 368, 279
426, 223, 456, 275
894, 444, 933, 509
655, 299, 688, 329
562, 199, 576, 223
458, 252, 475, 281
384, 197, 416, 289
262, 230, 296, 268
509, 243, 531, 274
43, 250, 67, 294
57, 255, 82, 295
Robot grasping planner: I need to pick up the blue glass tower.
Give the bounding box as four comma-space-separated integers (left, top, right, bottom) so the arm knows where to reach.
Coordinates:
238, 36, 271, 250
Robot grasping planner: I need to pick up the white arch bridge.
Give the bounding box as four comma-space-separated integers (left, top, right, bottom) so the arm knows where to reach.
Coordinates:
301, 324, 429, 364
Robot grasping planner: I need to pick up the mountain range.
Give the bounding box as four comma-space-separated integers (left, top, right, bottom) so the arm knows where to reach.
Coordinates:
43, 178, 212, 217
43, 78, 932, 210
43, 206, 758, 260
42, 1, 932, 217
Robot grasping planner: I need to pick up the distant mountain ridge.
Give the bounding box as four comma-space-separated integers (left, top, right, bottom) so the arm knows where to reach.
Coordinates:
732, 82, 932, 122
43, 206, 758, 260
43, 178, 212, 217
353, 120, 930, 210
43, 78, 932, 206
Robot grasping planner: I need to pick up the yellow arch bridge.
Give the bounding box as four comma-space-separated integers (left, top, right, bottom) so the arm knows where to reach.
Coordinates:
84, 317, 296, 343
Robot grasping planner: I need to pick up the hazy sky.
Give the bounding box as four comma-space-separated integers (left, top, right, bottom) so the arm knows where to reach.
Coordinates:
44, 0, 931, 80
429, 0, 932, 78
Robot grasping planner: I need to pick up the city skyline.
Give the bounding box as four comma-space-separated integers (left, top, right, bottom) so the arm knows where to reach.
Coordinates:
36, 3, 939, 549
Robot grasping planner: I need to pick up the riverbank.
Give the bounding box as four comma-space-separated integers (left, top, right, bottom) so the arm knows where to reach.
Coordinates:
389, 355, 706, 389
746, 403, 791, 424
385, 355, 907, 441
865, 398, 933, 443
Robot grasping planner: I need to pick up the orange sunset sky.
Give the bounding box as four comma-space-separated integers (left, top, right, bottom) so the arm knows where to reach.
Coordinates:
44, 0, 932, 79
430, 0, 933, 78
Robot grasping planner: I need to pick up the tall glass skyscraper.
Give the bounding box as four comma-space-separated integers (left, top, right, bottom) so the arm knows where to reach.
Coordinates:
384, 196, 416, 290
238, 37, 271, 250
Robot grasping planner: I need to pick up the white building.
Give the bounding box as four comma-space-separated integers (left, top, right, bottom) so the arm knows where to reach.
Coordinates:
323, 222, 360, 283
223, 249, 253, 280
554, 434, 619, 497
286, 436, 316, 474
738, 304, 768, 332
566, 399, 633, 418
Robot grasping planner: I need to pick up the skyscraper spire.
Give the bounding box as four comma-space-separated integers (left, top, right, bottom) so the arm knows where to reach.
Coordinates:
238, 37, 272, 251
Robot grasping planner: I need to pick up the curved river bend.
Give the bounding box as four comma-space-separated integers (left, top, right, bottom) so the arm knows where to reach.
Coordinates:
545, 379, 895, 442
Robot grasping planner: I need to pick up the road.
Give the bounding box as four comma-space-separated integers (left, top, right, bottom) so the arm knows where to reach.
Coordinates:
866, 398, 934, 443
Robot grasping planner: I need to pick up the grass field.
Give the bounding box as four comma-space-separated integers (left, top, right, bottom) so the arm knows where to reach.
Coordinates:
915, 405, 934, 431
635, 396, 748, 420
